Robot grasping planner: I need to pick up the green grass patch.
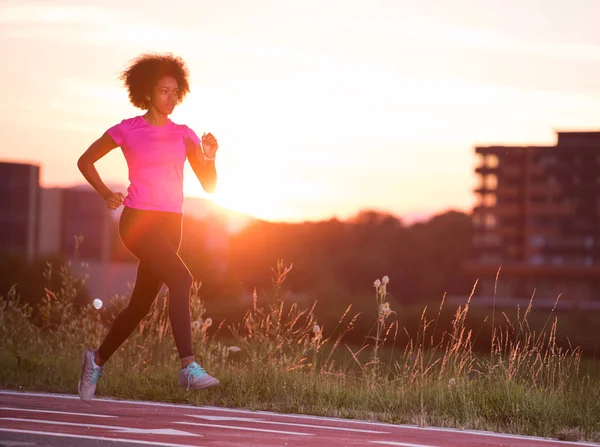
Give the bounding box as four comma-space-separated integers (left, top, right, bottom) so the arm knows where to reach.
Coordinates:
0, 260, 599, 443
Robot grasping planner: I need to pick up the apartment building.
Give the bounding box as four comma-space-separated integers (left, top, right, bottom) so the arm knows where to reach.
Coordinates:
0, 162, 40, 261
467, 131, 600, 303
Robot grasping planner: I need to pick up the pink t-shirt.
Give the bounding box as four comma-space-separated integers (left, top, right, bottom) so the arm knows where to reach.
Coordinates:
107, 116, 201, 214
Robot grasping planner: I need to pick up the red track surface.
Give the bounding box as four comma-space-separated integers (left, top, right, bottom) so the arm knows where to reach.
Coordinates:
0, 391, 597, 447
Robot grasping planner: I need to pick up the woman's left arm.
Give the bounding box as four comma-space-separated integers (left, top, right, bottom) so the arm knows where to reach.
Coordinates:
185, 132, 218, 193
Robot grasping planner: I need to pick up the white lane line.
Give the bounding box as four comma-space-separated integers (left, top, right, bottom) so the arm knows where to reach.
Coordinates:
0, 418, 200, 437
173, 421, 312, 436
118, 428, 199, 436
1, 391, 597, 447
186, 414, 388, 434
370, 442, 438, 447
0, 406, 117, 418
0, 428, 204, 447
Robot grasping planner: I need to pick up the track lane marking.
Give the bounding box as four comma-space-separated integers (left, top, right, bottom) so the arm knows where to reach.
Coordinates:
0, 418, 200, 437
0, 428, 204, 447
0, 406, 117, 418
186, 414, 388, 434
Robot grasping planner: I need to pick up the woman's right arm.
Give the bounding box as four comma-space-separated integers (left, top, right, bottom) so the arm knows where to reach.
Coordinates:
77, 132, 124, 209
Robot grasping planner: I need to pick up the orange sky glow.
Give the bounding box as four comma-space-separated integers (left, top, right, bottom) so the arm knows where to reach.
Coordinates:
1, 0, 598, 223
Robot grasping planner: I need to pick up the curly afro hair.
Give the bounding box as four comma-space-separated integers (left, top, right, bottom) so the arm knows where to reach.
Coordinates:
119, 53, 190, 110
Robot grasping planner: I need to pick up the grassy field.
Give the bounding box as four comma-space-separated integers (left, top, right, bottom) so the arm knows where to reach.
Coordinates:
1, 260, 599, 443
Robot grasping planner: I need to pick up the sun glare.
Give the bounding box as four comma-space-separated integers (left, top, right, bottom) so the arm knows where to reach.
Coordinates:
183, 167, 289, 221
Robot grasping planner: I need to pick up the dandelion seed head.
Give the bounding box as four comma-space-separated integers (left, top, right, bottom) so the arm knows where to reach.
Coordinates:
448, 378, 456, 387
374, 279, 381, 288
204, 318, 213, 328
92, 298, 103, 310
313, 324, 321, 333
382, 276, 390, 284
379, 302, 392, 318
192, 320, 201, 330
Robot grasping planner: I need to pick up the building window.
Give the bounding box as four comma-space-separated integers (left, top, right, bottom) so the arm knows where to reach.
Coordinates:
485, 233, 502, 246
529, 235, 546, 248
585, 236, 594, 249
473, 233, 502, 247
483, 174, 498, 190
476, 153, 485, 168
486, 154, 499, 168
483, 194, 497, 207
528, 255, 544, 265
484, 214, 497, 229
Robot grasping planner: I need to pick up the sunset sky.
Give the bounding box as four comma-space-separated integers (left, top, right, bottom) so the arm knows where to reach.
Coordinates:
1, 0, 598, 223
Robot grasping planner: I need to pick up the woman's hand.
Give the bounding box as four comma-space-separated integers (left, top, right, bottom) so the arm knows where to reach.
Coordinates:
104, 192, 125, 210
184, 134, 218, 193
201, 132, 218, 160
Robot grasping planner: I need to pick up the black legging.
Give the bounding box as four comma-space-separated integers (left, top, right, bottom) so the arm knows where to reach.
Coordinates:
97, 206, 194, 362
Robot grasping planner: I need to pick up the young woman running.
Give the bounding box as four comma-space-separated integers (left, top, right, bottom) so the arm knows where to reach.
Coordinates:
76, 53, 219, 401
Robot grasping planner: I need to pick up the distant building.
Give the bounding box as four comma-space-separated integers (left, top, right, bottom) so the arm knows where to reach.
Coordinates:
38, 187, 112, 262
466, 131, 600, 304
38, 187, 137, 299
0, 162, 40, 261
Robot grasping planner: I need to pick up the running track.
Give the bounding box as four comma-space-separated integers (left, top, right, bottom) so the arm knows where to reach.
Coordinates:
0, 391, 597, 447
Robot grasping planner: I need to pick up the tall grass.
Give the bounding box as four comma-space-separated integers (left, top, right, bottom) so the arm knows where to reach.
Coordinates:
0, 259, 598, 442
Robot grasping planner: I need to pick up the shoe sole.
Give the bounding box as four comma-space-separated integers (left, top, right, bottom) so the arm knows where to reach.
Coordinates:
182, 378, 220, 390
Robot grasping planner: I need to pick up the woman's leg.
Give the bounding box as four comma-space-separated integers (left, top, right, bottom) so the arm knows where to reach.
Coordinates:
127, 235, 195, 361
96, 263, 163, 365
117, 208, 195, 361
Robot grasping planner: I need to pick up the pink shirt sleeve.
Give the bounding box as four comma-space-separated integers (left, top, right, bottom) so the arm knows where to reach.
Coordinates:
107, 119, 128, 147
186, 126, 201, 146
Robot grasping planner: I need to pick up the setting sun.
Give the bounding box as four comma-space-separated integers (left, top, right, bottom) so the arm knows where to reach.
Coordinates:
183, 166, 275, 219
183, 162, 322, 222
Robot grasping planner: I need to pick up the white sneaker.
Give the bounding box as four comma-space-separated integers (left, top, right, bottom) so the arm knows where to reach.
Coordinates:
78, 349, 104, 401
179, 362, 219, 391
